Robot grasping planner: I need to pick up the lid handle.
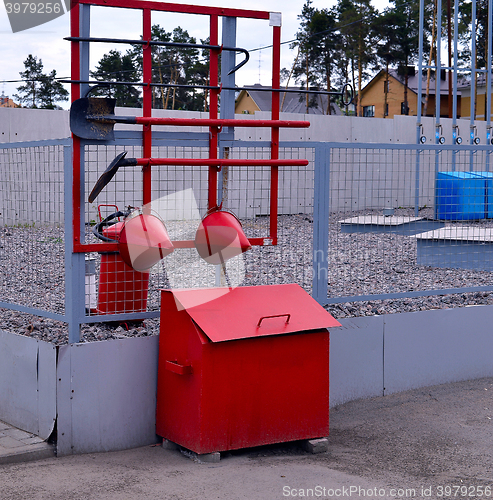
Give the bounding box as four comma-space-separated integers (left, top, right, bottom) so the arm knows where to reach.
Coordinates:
165, 360, 192, 375
257, 314, 291, 328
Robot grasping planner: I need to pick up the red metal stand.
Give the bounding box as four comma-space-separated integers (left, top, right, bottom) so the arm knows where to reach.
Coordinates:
70, 0, 311, 253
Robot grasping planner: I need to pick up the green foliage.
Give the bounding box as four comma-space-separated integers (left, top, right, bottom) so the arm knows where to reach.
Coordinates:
90, 50, 141, 107
289, 1, 346, 113
127, 25, 210, 111
14, 55, 68, 109
38, 70, 69, 109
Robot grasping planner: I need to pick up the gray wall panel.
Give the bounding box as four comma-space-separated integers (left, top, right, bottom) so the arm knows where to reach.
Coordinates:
0, 330, 56, 438
65, 336, 160, 455
56, 344, 73, 456
384, 306, 493, 395
0, 331, 38, 433
330, 316, 384, 407
36, 341, 56, 439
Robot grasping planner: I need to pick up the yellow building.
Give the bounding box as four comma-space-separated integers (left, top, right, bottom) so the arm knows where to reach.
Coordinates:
458, 75, 493, 121
360, 68, 460, 119
0, 94, 19, 108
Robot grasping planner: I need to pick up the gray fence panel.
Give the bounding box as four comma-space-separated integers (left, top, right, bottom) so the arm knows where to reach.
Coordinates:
56, 336, 160, 455
56, 344, 73, 456
329, 316, 384, 407
384, 305, 493, 395
0, 330, 56, 439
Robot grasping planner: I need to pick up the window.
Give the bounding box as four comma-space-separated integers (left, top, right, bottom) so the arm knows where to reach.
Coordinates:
363, 105, 375, 117
401, 102, 409, 115
384, 103, 389, 116
383, 80, 389, 93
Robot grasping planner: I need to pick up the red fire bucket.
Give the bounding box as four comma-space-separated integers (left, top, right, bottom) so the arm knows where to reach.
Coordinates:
119, 211, 174, 272
194, 209, 252, 265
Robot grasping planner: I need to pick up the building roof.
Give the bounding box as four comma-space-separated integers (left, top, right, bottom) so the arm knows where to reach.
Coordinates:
0, 93, 19, 108
363, 68, 460, 96
237, 84, 343, 115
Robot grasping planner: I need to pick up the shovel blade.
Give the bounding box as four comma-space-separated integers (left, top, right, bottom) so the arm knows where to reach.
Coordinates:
88, 151, 127, 203
70, 97, 117, 140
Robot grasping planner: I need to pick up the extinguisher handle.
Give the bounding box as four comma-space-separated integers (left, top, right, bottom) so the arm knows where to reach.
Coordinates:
92, 210, 130, 242
257, 314, 291, 328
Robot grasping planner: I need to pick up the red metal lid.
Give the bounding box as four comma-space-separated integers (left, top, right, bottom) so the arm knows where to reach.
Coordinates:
166, 284, 341, 343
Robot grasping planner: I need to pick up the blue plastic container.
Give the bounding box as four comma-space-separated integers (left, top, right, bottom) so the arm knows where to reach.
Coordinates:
435, 171, 485, 220
470, 171, 493, 218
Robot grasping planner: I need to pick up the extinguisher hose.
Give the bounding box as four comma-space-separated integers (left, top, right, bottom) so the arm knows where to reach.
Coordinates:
93, 210, 129, 242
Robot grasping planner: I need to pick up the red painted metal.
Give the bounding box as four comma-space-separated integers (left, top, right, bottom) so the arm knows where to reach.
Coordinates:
96, 222, 150, 315
142, 8, 152, 207
208, 14, 219, 211
129, 117, 310, 128
132, 158, 309, 167
76, 0, 270, 20
71, 2, 81, 250
73, 237, 270, 254
194, 209, 251, 265
71, 1, 312, 256
270, 25, 281, 245
118, 212, 174, 271
156, 284, 341, 454
171, 284, 341, 342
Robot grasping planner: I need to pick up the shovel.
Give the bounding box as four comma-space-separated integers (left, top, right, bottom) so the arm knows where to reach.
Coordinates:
88, 152, 137, 203
71, 98, 134, 141
70, 97, 313, 141
88, 152, 309, 202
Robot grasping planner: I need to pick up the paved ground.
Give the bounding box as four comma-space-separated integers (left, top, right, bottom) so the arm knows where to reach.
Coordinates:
0, 421, 54, 465
1, 377, 492, 500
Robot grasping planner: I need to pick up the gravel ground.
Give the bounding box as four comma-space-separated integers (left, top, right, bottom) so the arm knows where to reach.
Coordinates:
1, 210, 493, 345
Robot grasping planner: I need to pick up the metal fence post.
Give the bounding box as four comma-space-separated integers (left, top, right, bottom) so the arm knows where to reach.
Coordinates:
312, 144, 330, 304
64, 144, 84, 343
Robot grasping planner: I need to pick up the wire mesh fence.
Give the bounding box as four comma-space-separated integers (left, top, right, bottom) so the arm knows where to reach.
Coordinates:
83, 143, 315, 316
0, 142, 67, 315
3, 139, 493, 338
324, 145, 493, 316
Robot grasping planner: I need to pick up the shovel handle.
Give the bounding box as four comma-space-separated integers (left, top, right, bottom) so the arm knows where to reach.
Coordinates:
257, 314, 291, 328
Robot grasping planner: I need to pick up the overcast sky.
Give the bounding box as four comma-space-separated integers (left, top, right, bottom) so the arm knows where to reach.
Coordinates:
0, 0, 389, 108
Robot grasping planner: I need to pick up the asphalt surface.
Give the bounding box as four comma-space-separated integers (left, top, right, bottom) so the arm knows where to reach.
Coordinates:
1, 377, 492, 500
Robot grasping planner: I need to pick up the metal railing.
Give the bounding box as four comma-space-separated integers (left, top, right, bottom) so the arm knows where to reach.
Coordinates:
2, 139, 493, 341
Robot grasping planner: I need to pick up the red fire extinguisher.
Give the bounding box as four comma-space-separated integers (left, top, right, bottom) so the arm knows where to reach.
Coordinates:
93, 206, 174, 315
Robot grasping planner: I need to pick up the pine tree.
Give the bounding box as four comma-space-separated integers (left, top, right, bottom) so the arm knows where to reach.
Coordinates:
14, 55, 69, 109
38, 70, 69, 109
14, 55, 44, 108
90, 50, 141, 107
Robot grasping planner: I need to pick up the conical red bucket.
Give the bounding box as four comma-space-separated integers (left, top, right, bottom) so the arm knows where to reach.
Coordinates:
119, 211, 174, 272
194, 209, 252, 265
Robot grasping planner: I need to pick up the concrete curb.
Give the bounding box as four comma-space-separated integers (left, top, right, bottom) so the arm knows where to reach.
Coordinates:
0, 442, 55, 465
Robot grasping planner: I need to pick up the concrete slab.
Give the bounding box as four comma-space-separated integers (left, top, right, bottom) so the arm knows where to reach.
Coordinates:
414, 225, 493, 241
0, 420, 54, 465
414, 226, 493, 270
340, 215, 444, 235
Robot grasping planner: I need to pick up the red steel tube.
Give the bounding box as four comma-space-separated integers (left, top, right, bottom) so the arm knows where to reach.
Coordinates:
132, 158, 309, 167
130, 117, 310, 128
208, 14, 219, 210
76, 0, 270, 20
74, 237, 271, 254
270, 24, 282, 245
142, 9, 153, 206
71, 3, 82, 249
